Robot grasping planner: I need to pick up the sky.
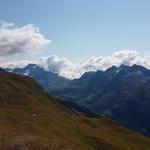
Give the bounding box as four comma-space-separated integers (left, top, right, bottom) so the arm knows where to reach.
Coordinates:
0, 0, 150, 78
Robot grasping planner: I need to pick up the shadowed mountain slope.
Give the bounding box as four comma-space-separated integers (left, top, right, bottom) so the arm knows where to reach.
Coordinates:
52, 65, 150, 136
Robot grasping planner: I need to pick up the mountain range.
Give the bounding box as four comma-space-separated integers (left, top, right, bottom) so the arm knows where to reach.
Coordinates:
6, 64, 71, 92
2, 68, 150, 149
7, 64, 150, 136
53, 64, 150, 136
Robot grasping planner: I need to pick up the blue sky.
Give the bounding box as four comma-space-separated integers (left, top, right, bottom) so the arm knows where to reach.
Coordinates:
0, 0, 150, 62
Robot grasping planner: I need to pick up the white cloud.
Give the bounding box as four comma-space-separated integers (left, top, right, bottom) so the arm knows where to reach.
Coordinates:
46, 55, 79, 78
40, 49, 150, 79
1, 60, 37, 69
1, 49, 150, 79
0, 22, 50, 56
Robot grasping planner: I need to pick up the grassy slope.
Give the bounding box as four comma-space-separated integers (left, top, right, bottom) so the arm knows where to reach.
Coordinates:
0, 70, 150, 150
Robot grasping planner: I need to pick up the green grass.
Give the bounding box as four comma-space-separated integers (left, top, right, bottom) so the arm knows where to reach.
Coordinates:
0, 70, 150, 150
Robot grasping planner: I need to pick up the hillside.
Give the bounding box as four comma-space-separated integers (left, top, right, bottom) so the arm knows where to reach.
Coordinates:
1, 69, 150, 149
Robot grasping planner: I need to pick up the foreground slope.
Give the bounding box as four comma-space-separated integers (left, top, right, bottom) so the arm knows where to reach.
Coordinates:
0, 69, 150, 150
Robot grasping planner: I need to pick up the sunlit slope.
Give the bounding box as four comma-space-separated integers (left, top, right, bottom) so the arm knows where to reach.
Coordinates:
0, 69, 150, 150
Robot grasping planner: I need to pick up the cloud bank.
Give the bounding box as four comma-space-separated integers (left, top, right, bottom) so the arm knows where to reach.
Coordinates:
1, 22, 149, 79
1, 49, 150, 79
0, 22, 50, 56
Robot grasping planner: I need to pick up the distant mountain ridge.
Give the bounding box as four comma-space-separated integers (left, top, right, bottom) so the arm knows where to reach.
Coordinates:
53, 64, 150, 135
6, 64, 71, 92
6, 64, 150, 136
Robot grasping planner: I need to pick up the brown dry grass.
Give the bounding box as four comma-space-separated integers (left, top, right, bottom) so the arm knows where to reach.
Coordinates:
0, 70, 150, 150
